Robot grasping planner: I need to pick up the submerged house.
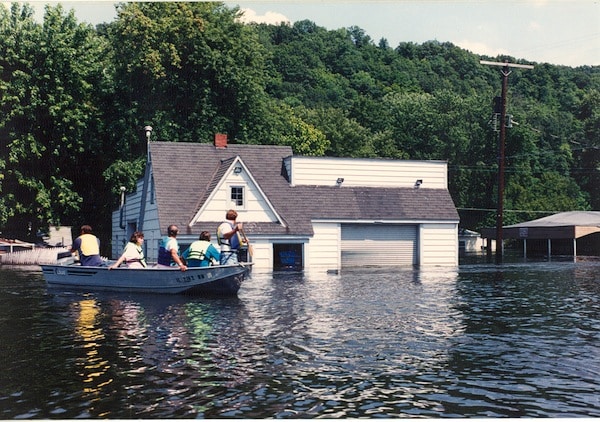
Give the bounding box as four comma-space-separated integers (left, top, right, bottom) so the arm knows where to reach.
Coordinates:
112, 137, 460, 272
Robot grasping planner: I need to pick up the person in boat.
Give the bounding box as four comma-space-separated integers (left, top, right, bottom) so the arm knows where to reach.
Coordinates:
157, 224, 187, 271
216, 209, 245, 265
71, 225, 103, 266
108, 231, 146, 269
182, 231, 220, 267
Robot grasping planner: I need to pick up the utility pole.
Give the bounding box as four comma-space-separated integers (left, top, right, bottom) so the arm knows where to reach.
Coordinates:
480, 60, 533, 264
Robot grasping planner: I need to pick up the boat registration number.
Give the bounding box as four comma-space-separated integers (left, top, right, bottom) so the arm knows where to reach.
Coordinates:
175, 274, 201, 284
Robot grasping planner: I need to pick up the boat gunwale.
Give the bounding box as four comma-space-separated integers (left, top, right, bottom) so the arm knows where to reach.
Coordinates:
40, 262, 253, 296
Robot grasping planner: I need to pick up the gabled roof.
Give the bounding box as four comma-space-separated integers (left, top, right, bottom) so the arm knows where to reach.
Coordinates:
149, 142, 459, 236
188, 156, 286, 228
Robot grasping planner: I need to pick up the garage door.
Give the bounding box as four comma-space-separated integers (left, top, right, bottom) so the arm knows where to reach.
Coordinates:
341, 224, 417, 267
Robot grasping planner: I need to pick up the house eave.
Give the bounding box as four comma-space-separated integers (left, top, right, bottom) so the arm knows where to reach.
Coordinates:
312, 218, 460, 224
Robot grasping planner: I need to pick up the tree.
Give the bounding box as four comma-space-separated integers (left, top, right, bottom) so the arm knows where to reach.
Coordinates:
105, 2, 271, 146
267, 102, 329, 156
0, 4, 110, 240
294, 106, 377, 157
573, 89, 600, 209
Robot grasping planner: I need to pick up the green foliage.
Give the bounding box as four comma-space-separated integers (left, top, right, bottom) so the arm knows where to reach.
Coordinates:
1, 2, 598, 242
267, 102, 329, 156
0, 3, 108, 238
102, 158, 146, 200
106, 2, 272, 145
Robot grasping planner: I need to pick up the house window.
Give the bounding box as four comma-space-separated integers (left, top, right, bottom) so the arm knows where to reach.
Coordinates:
231, 186, 244, 207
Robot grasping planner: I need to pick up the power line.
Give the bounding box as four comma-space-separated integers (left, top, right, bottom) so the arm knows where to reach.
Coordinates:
457, 207, 574, 214
447, 166, 599, 174
480, 60, 534, 264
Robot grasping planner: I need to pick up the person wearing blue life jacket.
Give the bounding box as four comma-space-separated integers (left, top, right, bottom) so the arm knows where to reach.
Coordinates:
182, 231, 220, 267
216, 210, 244, 265
71, 225, 103, 266
157, 225, 187, 271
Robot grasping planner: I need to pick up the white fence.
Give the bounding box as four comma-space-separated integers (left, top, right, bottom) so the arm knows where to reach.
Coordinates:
0, 247, 69, 265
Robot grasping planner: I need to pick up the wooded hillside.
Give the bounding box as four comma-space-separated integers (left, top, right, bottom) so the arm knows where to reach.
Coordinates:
1, 2, 598, 250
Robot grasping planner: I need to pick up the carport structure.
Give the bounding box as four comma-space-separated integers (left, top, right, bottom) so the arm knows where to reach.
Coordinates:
481, 211, 600, 262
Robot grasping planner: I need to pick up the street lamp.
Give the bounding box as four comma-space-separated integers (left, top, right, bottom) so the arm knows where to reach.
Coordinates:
138, 126, 153, 232
144, 126, 153, 162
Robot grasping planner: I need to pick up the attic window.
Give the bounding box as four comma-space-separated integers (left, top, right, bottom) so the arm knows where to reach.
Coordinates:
230, 186, 244, 207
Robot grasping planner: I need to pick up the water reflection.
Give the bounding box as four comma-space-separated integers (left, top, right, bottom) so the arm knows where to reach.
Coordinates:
446, 263, 600, 417
0, 263, 599, 418
74, 299, 112, 398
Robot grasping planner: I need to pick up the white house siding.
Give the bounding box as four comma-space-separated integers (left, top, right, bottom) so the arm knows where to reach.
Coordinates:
419, 223, 459, 266
140, 207, 161, 263
307, 222, 340, 272
243, 239, 272, 272
285, 156, 448, 189
190, 168, 281, 225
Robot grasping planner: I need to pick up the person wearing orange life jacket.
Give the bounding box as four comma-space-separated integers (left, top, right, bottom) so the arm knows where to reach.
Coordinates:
216, 209, 244, 265
71, 225, 103, 266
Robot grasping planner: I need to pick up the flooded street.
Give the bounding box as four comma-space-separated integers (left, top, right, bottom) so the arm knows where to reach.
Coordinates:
0, 262, 599, 418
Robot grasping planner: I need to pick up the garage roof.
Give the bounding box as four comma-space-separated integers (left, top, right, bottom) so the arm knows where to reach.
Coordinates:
481, 211, 600, 240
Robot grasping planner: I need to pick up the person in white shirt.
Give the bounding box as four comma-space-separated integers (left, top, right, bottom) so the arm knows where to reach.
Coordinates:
109, 231, 146, 269
217, 210, 243, 265
157, 225, 187, 271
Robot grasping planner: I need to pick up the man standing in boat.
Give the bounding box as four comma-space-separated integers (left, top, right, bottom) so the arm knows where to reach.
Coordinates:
71, 225, 103, 266
157, 225, 187, 271
217, 210, 244, 265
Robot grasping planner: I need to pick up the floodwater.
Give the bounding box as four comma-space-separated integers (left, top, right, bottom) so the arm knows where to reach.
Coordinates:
0, 262, 598, 418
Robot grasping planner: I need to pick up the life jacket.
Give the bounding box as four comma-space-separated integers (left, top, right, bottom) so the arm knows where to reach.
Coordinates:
125, 242, 147, 267
157, 237, 177, 266
217, 222, 241, 250
79, 234, 99, 256
186, 240, 210, 261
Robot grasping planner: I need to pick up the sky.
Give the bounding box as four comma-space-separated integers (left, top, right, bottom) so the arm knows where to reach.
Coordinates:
9, 0, 600, 67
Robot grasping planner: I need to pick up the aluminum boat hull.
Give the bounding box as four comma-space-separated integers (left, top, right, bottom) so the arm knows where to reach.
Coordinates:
40, 263, 251, 296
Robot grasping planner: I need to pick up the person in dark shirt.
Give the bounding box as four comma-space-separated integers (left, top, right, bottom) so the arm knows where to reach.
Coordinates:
157, 224, 187, 271
71, 225, 103, 266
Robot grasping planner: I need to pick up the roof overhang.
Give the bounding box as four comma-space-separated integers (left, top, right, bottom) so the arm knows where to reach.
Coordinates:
314, 218, 459, 224
481, 225, 600, 240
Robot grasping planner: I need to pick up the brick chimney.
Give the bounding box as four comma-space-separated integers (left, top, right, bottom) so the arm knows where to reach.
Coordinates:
214, 133, 228, 149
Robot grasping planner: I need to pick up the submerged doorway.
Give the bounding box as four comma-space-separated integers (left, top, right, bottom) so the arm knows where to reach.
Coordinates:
273, 243, 303, 270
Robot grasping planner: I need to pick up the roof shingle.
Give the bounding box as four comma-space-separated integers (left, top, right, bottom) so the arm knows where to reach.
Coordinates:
149, 142, 459, 236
